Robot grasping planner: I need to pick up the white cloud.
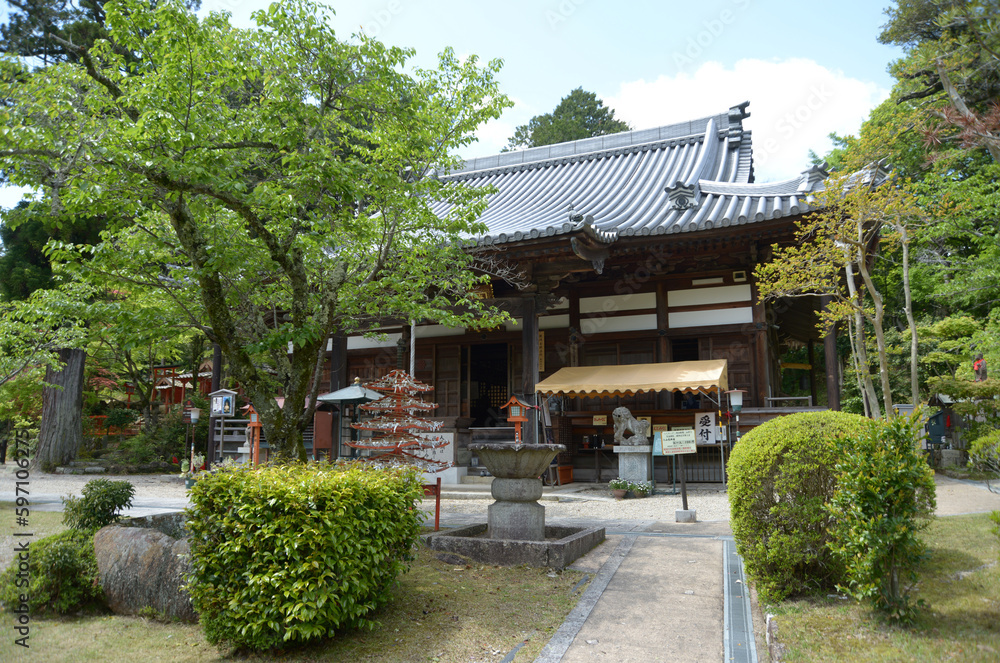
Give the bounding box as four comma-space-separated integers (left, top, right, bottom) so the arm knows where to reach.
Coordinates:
604, 58, 890, 181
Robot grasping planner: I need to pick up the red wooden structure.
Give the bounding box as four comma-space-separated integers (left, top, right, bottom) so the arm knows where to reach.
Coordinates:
349, 370, 451, 472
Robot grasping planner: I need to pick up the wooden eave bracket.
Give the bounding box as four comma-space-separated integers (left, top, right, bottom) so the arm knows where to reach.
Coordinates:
570, 236, 611, 274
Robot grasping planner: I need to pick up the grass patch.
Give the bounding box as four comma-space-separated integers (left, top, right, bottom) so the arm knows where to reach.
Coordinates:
1, 502, 69, 538
769, 513, 1000, 662
2, 539, 588, 662
1, 502, 71, 571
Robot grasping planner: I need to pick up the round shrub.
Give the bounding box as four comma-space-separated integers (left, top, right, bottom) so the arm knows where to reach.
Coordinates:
0, 529, 103, 615
727, 410, 869, 603
62, 478, 135, 532
185, 462, 424, 651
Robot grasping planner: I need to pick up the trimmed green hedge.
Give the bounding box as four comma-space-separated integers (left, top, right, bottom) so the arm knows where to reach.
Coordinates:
185, 462, 425, 651
727, 410, 870, 603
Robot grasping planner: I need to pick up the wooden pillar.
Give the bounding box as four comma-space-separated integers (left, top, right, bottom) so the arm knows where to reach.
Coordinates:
328, 336, 347, 458
656, 281, 671, 410
750, 286, 769, 408
807, 339, 818, 406
521, 296, 539, 443
207, 344, 222, 467
568, 291, 580, 368
821, 296, 840, 410
397, 326, 410, 370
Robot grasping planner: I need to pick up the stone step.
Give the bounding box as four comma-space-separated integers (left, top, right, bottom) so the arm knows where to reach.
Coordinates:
69, 460, 108, 468
55, 466, 107, 474
460, 474, 493, 484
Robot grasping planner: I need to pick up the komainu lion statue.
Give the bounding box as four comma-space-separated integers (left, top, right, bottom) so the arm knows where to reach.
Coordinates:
612, 407, 649, 446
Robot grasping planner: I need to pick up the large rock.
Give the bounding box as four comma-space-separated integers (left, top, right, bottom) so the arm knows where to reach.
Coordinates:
93, 525, 196, 622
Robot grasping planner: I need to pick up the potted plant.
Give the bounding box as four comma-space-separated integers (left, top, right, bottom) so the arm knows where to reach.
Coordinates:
609, 477, 629, 500
629, 481, 651, 498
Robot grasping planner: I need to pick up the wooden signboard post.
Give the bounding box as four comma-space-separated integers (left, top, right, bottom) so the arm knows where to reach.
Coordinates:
654, 429, 697, 511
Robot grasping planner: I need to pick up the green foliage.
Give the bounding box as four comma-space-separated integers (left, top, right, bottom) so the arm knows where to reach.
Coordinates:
104, 407, 138, 430
628, 481, 650, 496
826, 414, 937, 623
0, 0, 512, 459
505, 87, 630, 151
967, 429, 1000, 481
755, 175, 927, 418
185, 462, 425, 651
62, 479, 135, 532
918, 315, 981, 377
0, 529, 103, 615
608, 477, 628, 490
107, 398, 207, 466
926, 375, 1000, 440
727, 411, 871, 603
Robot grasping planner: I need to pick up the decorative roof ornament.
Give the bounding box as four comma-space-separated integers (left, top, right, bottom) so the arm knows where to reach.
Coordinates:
568, 213, 613, 273
666, 182, 701, 210
797, 162, 829, 193
726, 101, 751, 148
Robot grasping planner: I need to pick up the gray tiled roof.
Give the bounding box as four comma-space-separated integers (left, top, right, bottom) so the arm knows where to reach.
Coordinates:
433, 102, 829, 246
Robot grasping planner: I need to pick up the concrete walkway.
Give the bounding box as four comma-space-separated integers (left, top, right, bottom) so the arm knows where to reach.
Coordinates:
524, 474, 1000, 663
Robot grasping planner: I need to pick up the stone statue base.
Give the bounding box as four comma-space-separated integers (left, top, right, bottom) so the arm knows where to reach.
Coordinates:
614, 445, 652, 487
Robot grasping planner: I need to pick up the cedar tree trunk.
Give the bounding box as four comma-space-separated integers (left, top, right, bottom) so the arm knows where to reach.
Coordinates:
33, 347, 86, 469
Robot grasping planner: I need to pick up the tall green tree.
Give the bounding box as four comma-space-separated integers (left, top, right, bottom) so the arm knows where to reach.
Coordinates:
880, 0, 1000, 161
0, 202, 106, 301
1, 0, 511, 460
0, 0, 200, 65
756, 174, 927, 418
505, 87, 629, 151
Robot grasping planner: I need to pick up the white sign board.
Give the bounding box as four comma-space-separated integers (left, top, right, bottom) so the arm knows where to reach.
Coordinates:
695, 412, 717, 445
653, 430, 697, 455
210, 394, 234, 417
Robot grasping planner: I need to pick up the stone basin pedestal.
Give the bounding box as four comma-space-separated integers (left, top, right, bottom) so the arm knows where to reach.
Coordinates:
424, 441, 606, 568
472, 442, 561, 541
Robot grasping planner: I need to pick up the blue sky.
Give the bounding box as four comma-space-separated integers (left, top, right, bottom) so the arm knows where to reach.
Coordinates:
0, 0, 904, 208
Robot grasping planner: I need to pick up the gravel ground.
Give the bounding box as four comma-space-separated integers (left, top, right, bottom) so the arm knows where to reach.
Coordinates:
0, 470, 188, 500
431, 491, 732, 522
1, 469, 731, 521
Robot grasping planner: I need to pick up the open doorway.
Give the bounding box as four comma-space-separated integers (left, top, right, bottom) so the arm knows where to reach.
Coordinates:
469, 343, 508, 427
671, 338, 702, 409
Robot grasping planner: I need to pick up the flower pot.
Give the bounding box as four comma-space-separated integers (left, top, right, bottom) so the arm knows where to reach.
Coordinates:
185, 477, 196, 489
612, 488, 628, 500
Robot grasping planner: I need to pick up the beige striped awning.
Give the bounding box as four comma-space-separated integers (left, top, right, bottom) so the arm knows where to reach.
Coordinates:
534, 359, 728, 397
